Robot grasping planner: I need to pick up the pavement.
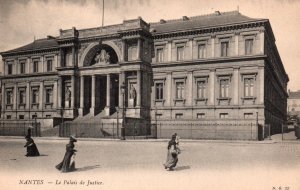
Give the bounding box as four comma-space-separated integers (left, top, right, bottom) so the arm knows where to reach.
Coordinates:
0, 132, 299, 190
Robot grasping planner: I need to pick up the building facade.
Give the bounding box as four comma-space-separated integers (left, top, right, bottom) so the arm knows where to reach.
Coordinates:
0, 11, 289, 139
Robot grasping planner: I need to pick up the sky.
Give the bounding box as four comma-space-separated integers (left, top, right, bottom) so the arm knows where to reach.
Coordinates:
0, 0, 300, 90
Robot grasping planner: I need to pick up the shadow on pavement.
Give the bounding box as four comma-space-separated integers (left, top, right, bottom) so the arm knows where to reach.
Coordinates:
75, 165, 101, 172
175, 165, 191, 171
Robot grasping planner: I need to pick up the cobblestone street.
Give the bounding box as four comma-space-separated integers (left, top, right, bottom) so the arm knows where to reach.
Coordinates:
0, 136, 299, 190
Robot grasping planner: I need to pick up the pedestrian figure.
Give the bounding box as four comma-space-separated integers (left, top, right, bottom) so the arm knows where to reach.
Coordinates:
56, 136, 77, 173
174, 133, 181, 153
24, 135, 40, 157
163, 134, 180, 171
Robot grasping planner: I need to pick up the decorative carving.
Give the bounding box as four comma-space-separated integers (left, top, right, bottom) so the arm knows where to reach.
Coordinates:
95, 49, 110, 64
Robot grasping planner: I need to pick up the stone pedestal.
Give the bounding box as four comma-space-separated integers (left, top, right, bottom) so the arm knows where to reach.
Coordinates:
104, 107, 110, 116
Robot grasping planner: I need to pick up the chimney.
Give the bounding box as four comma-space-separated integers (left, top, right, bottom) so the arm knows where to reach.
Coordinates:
160, 19, 166, 24
182, 16, 189, 21
215, 11, 221, 15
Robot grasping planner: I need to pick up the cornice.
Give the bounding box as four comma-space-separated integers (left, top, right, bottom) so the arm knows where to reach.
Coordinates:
152, 20, 268, 40
1, 47, 60, 59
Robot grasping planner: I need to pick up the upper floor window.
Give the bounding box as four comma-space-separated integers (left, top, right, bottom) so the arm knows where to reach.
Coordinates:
8, 64, 13, 75
33, 61, 39, 73
177, 46, 184, 61
198, 44, 206, 59
221, 41, 229, 57
197, 80, 206, 99
244, 78, 254, 97
245, 39, 254, 55
20, 62, 26, 74
155, 82, 164, 100
47, 60, 52, 72
45, 88, 53, 104
197, 113, 205, 119
244, 113, 253, 119
156, 48, 164, 62
6, 90, 13, 105
220, 79, 230, 98
32, 89, 39, 104
19, 89, 26, 104
176, 81, 185, 99
175, 113, 183, 119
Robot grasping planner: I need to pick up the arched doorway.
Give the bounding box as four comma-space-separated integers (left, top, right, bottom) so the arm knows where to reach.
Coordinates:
80, 43, 121, 116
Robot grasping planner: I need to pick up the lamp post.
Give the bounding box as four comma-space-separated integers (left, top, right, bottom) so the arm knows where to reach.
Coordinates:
120, 82, 126, 140
116, 106, 119, 137
34, 112, 38, 137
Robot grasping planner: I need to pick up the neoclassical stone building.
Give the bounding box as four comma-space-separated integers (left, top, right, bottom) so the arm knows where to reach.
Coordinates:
0, 11, 288, 139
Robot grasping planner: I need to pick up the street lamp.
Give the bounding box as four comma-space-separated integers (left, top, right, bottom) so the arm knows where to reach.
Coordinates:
120, 82, 126, 140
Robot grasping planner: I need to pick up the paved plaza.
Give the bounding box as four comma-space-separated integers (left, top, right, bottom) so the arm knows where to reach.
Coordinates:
0, 136, 299, 190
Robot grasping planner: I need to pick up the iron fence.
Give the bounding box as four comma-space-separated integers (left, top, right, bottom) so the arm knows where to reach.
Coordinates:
0, 121, 41, 137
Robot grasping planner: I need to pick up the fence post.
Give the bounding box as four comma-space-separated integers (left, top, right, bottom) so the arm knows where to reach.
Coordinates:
113, 122, 115, 139
190, 123, 193, 139
133, 122, 136, 140
282, 123, 284, 141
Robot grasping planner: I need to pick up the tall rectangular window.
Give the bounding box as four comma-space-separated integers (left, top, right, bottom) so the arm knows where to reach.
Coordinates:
155, 83, 164, 100
156, 48, 164, 62
20, 62, 26, 74
45, 88, 53, 103
19, 90, 26, 104
244, 78, 254, 97
8, 64, 13, 75
197, 81, 206, 99
47, 60, 52, 71
176, 82, 185, 99
220, 79, 229, 98
198, 44, 206, 59
221, 41, 229, 57
177, 46, 184, 61
33, 61, 39, 73
245, 39, 254, 55
6, 90, 13, 104
32, 89, 39, 104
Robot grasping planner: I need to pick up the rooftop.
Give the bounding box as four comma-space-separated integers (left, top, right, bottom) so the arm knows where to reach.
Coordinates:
1, 11, 265, 55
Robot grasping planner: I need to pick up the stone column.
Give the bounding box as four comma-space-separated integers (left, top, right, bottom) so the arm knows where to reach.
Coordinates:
209, 69, 215, 105
189, 39, 193, 60
235, 33, 239, 56
233, 68, 239, 105
1, 83, 5, 113
79, 76, 84, 116
137, 39, 141, 60
13, 83, 17, 117
26, 82, 30, 110
58, 77, 62, 108
122, 40, 126, 62
39, 81, 44, 110
259, 66, 264, 104
105, 74, 111, 116
27, 58, 30, 73
186, 71, 193, 106
53, 80, 57, 109
72, 46, 75, 66
211, 36, 215, 58
260, 30, 265, 54
168, 41, 172, 62
166, 72, 172, 106
119, 72, 125, 108
90, 75, 96, 116
136, 70, 141, 107
41, 56, 44, 73
71, 75, 75, 109
60, 49, 64, 67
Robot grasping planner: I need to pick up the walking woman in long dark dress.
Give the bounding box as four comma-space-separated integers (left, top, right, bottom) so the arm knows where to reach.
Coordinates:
164, 134, 180, 171
24, 135, 40, 157
56, 136, 77, 173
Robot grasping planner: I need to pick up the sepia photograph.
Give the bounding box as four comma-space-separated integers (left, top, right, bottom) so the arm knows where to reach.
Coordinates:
0, 0, 299, 190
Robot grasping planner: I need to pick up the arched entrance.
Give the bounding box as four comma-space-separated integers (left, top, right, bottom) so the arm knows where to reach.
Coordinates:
79, 42, 121, 117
